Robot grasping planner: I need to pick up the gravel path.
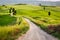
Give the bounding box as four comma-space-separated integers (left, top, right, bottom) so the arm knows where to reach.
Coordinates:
16, 18, 58, 40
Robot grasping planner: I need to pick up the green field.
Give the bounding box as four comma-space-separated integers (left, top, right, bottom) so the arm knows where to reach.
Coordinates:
0, 5, 60, 40
0, 15, 17, 26
0, 5, 29, 40
11, 5, 60, 25
11, 5, 60, 39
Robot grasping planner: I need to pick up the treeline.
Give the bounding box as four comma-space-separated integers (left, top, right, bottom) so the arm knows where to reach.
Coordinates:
15, 3, 27, 5
39, 4, 56, 7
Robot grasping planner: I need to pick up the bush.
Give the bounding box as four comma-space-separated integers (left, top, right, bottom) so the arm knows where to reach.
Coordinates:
55, 24, 60, 33
47, 24, 60, 33
46, 24, 60, 39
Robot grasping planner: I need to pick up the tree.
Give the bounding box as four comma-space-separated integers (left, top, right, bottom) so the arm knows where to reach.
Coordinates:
43, 6, 45, 10
9, 7, 12, 13
13, 10, 16, 15
12, 8, 15, 12
39, 4, 41, 6
48, 11, 51, 16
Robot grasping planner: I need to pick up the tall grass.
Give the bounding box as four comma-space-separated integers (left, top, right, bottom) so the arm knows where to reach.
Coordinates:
0, 17, 29, 40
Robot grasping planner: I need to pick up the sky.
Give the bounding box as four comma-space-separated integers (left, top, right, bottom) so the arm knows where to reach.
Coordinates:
44, 0, 60, 1
0, 0, 60, 5
37, 0, 60, 1
0, 0, 60, 2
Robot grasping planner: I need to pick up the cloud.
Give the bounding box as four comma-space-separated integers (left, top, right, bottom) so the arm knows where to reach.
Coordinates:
45, 0, 60, 1
37, 0, 60, 1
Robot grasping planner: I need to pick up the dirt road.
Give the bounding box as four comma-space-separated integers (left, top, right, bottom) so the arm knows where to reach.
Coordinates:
17, 18, 58, 40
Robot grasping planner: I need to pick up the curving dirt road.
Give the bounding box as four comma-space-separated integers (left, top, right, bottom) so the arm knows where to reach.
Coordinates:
16, 18, 58, 40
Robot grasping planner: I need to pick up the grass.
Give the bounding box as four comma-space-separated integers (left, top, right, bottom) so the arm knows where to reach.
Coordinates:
9, 5, 60, 39
10, 5, 60, 25
0, 17, 29, 40
0, 15, 17, 26
0, 5, 60, 40
0, 6, 29, 40
0, 6, 9, 15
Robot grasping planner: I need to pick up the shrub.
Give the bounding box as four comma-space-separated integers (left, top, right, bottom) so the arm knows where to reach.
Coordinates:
55, 24, 60, 33
47, 24, 60, 33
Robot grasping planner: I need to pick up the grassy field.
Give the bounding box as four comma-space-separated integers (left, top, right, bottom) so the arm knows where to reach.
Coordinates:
0, 18, 29, 40
8, 5, 60, 39
0, 15, 17, 26
0, 5, 29, 40
0, 5, 60, 40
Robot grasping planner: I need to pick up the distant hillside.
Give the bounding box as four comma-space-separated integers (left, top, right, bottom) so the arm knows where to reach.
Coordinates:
42, 1, 60, 6
56, 1, 60, 6
35, 1, 56, 6
0, 0, 60, 6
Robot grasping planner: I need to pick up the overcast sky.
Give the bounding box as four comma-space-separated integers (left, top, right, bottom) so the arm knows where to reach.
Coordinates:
0, 0, 60, 4
37, 0, 60, 1
45, 0, 60, 1
0, 0, 60, 1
